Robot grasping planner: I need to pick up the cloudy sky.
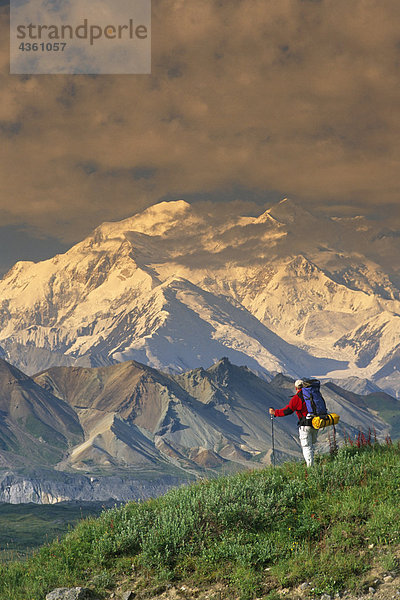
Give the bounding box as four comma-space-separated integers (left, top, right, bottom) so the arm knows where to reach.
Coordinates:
1, 0, 400, 275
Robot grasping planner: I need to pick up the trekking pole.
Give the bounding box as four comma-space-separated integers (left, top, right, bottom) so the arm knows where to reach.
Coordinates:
270, 408, 276, 467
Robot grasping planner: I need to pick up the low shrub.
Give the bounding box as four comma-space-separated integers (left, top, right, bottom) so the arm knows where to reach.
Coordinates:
1, 443, 399, 600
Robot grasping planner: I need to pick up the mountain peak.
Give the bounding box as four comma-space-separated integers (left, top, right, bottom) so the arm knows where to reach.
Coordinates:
137, 200, 191, 219
207, 357, 236, 384
0, 358, 28, 383
129, 199, 191, 226
96, 200, 194, 240
265, 198, 314, 225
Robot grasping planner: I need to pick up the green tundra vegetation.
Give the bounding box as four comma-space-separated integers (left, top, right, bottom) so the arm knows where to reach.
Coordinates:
0, 501, 114, 559
1, 441, 399, 600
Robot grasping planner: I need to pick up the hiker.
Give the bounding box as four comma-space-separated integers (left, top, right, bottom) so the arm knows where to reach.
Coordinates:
269, 379, 318, 467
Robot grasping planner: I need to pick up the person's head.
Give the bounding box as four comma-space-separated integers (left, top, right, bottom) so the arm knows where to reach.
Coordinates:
295, 379, 303, 390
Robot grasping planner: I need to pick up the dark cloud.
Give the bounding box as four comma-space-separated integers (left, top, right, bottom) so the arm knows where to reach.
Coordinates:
132, 167, 158, 181
0, 0, 400, 244
0, 120, 21, 136
0, 225, 70, 276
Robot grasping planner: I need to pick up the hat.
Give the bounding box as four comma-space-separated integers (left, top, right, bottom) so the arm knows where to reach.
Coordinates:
295, 379, 304, 388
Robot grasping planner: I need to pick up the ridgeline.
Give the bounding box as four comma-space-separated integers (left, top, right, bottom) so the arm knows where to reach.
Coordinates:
1, 442, 400, 600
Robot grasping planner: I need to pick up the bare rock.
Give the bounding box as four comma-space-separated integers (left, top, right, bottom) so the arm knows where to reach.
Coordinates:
46, 588, 99, 600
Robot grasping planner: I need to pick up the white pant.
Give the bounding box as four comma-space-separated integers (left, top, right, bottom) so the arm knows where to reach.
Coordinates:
298, 426, 318, 467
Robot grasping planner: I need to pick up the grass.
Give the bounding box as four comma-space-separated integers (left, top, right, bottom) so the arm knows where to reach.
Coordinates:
1, 442, 400, 600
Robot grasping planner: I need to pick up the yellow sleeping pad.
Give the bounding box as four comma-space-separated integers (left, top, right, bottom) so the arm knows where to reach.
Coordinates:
312, 413, 340, 429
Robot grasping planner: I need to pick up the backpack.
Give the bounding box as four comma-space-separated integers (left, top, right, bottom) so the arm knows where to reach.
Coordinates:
301, 379, 328, 416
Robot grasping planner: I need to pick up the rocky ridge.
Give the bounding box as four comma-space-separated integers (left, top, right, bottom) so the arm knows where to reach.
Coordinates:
0, 356, 394, 503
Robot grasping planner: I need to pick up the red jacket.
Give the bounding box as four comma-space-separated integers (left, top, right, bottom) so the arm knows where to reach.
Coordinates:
275, 392, 308, 421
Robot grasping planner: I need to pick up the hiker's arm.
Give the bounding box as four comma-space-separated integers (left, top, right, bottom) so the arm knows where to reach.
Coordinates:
274, 405, 294, 417
274, 395, 300, 417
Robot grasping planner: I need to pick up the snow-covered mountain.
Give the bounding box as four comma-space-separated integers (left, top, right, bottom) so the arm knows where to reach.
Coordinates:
0, 198, 399, 395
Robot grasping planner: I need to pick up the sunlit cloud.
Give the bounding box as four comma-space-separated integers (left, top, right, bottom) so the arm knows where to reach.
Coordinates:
0, 0, 399, 244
